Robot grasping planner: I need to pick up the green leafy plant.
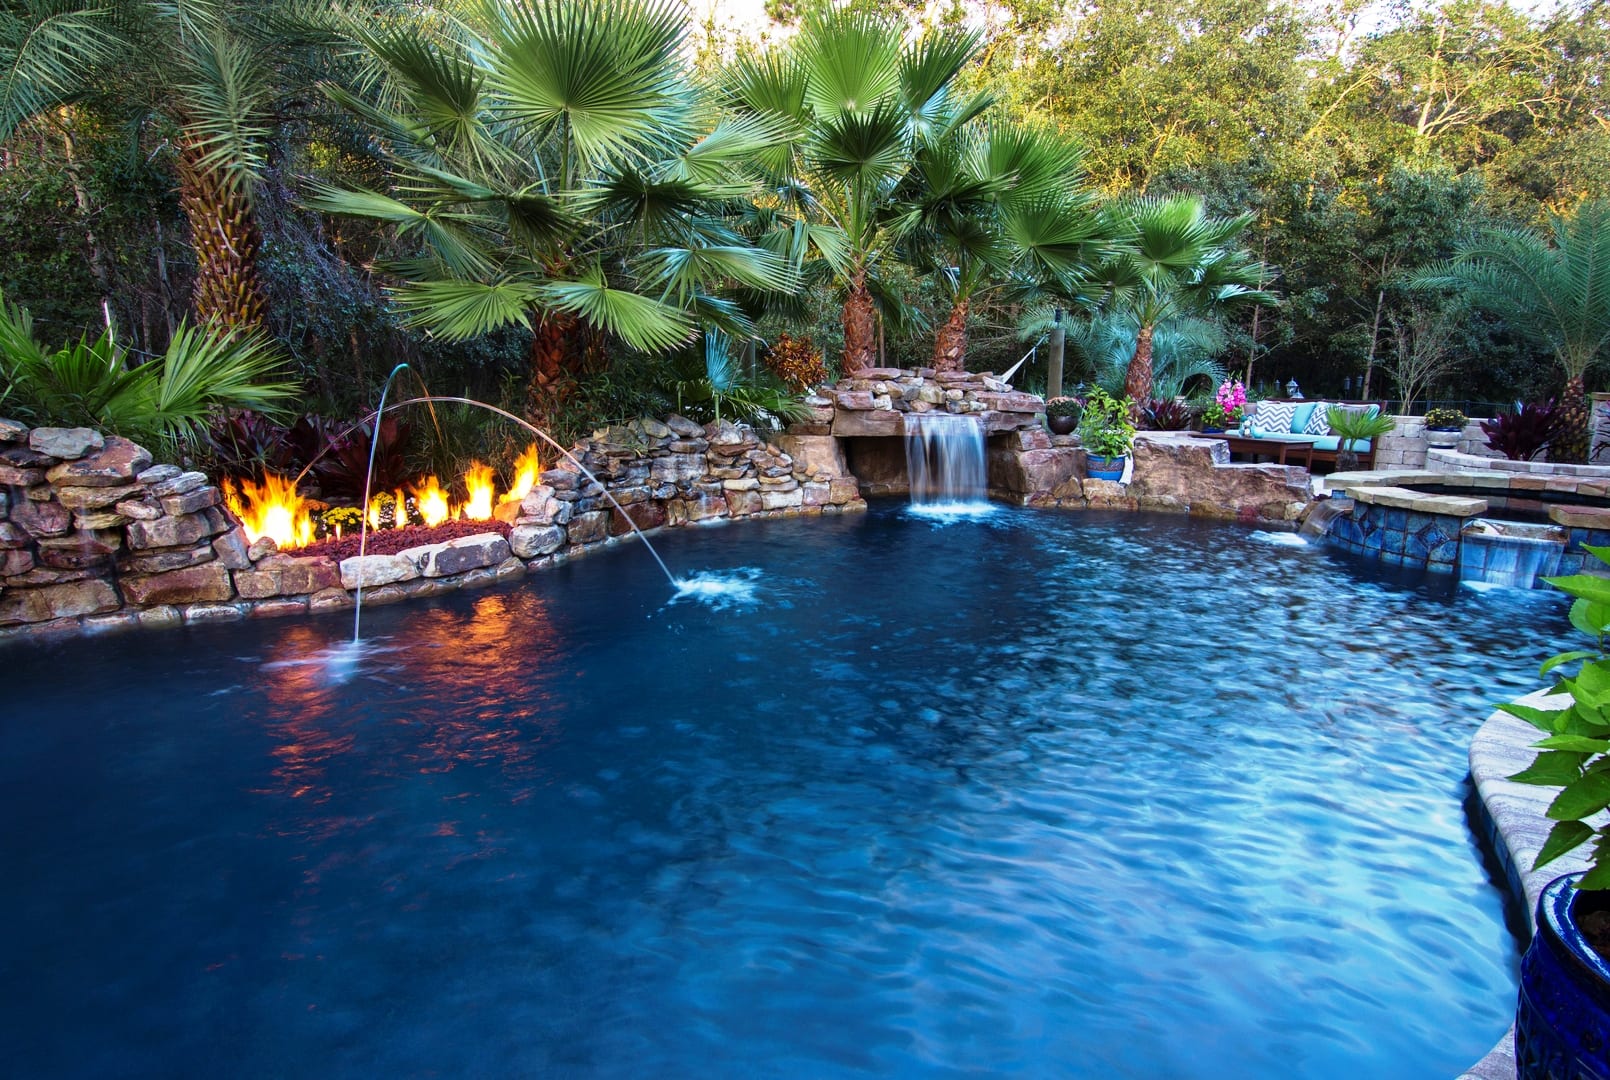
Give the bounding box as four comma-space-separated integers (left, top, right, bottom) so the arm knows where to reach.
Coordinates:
1505, 545, 1610, 890
1077, 386, 1136, 458
1045, 395, 1083, 419
1424, 407, 1468, 430
0, 290, 297, 450
1325, 405, 1396, 450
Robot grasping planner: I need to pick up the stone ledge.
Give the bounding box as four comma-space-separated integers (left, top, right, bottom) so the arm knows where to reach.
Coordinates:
1346, 485, 1488, 517
1462, 693, 1595, 1080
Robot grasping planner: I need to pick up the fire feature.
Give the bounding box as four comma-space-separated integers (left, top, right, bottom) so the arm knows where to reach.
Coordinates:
223, 445, 542, 551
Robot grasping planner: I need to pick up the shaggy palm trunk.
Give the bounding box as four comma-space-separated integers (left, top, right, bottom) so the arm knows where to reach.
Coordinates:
177, 141, 267, 332
1555, 373, 1590, 463
1123, 324, 1155, 403
841, 268, 877, 376
525, 313, 580, 431
931, 297, 969, 373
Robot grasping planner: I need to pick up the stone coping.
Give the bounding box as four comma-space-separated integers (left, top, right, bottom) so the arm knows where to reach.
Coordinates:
1343, 484, 1488, 517
1327, 467, 1610, 501
1461, 692, 1593, 1079
1433, 448, 1610, 480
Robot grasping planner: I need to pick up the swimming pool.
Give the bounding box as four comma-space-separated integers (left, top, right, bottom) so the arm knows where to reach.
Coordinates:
0, 506, 1573, 1078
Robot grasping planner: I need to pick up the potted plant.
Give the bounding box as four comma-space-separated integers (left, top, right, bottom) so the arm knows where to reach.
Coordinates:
1078, 386, 1135, 481
1044, 395, 1083, 436
1504, 546, 1610, 1077
1325, 405, 1396, 471
1200, 378, 1246, 433
1424, 407, 1468, 449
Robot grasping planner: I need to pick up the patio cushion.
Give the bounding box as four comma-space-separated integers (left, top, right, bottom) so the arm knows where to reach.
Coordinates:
1289, 402, 1319, 434
1306, 435, 1371, 453
1256, 401, 1296, 434
1302, 403, 1333, 435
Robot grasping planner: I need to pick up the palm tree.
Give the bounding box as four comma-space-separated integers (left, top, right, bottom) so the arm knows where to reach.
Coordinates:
1411, 199, 1610, 463
2, 1, 348, 334
1088, 196, 1274, 403
899, 122, 1102, 372
310, 0, 796, 426
723, 7, 988, 375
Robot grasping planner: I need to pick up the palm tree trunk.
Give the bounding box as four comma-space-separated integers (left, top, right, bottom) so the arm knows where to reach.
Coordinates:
1556, 372, 1590, 463
931, 297, 969, 373
177, 140, 267, 332
525, 312, 579, 430
1123, 324, 1155, 403
841, 267, 877, 375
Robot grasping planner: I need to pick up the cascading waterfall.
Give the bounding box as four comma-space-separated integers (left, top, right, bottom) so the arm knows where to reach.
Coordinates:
1459, 518, 1568, 589
905, 412, 991, 517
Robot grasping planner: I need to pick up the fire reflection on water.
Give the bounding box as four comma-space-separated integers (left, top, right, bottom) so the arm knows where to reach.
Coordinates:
254, 590, 565, 865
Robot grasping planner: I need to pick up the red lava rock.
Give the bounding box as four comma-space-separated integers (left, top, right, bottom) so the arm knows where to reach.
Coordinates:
295, 520, 513, 561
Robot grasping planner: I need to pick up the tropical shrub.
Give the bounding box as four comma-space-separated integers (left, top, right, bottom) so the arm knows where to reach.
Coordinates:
1482, 401, 1561, 461
1138, 397, 1195, 431
1078, 386, 1136, 458
0, 291, 297, 450
1505, 543, 1610, 890
764, 334, 829, 395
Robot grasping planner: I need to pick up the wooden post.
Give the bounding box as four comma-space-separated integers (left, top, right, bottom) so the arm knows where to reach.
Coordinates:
1047, 309, 1066, 399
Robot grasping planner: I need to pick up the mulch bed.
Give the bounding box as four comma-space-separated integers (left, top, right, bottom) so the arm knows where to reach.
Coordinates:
294, 519, 514, 561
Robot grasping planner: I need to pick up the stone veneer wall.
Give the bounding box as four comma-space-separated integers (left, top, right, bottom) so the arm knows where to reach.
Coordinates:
0, 415, 864, 644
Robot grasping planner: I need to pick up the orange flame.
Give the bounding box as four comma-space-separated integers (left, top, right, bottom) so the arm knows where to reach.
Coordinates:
462, 462, 495, 521
498, 445, 542, 510
224, 474, 315, 550
411, 476, 452, 527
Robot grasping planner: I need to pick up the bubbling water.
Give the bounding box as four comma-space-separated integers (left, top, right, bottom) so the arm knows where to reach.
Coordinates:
669, 568, 763, 610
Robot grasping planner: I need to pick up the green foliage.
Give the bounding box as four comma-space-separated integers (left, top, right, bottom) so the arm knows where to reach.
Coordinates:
1410, 199, 1610, 384
1506, 545, 1610, 890
1076, 385, 1135, 458
0, 290, 298, 451
1424, 406, 1468, 429
1324, 405, 1396, 450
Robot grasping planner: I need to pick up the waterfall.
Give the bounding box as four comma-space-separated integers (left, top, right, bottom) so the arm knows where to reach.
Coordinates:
905, 412, 990, 514
1459, 519, 1567, 589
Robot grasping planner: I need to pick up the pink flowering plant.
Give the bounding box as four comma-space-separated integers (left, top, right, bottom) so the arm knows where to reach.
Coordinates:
1201, 378, 1247, 429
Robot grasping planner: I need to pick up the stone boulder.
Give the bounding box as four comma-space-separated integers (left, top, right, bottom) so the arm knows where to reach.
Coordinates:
339, 553, 419, 590
44, 436, 152, 487
0, 579, 120, 625
120, 562, 234, 606
29, 428, 103, 459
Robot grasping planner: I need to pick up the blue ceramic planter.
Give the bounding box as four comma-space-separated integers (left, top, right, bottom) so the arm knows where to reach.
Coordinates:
1086, 454, 1127, 482
1517, 873, 1610, 1079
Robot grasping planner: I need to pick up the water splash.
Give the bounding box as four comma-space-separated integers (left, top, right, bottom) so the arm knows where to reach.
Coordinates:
907, 501, 998, 523
263, 638, 394, 685
669, 568, 763, 610
1249, 530, 1309, 548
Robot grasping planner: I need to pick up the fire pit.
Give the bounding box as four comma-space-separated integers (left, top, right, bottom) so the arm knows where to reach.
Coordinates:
223, 446, 542, 552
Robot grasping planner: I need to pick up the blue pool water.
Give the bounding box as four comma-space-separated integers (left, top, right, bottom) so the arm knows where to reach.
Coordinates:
0, 506, 1575, 1078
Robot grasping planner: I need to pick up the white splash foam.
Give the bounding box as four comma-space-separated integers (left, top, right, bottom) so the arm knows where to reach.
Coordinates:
907, 501, 998, 524
1459, 580, 1507, 594
263, 639, 391, 684
1249, 530, 1309, 548
670, 568, 763, 610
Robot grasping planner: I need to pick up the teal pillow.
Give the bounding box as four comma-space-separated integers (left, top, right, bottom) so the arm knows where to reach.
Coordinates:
1289, 402, 1318, 434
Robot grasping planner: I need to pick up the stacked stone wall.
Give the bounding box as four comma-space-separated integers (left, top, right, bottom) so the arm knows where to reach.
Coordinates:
0, 415, 864, 644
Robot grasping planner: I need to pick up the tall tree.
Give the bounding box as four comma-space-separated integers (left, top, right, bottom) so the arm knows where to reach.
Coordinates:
310, 0, 796, 425
1087, 196, 1273, 403
1412, 199, 1610, 462
898, 122, 1101, 371
724, 6, 988, 375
